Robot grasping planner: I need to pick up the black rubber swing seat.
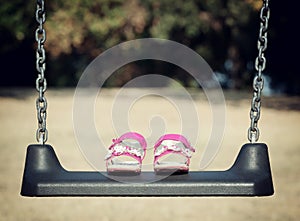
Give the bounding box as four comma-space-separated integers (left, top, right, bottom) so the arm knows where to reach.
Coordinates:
20, 143, 274, 197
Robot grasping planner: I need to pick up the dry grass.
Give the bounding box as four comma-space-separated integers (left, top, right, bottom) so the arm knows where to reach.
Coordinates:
0, 88, 299, 221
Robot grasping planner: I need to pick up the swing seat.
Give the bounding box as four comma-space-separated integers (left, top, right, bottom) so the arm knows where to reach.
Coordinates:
20, 143, 274, 196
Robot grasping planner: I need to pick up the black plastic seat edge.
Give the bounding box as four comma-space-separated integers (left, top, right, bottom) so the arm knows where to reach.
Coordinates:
20, 143, 274, 197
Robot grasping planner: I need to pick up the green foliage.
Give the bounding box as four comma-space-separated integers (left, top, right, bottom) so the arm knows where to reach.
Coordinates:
41, 0, 257, 57
1, 0, 274, 89
0, 0, 35, 52
46, 0, 146, 56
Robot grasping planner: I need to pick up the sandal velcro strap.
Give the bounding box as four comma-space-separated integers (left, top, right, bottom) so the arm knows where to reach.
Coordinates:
153, 134, 195, 166
154, 140, 194, 158
154, 134, 195, 154
105, 132, 147, 164
105, 143, 145, 163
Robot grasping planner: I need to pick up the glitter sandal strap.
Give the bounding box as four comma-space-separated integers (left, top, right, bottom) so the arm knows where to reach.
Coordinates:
153, 134, 195, 166
114, 132, 147, 151
154, 134, 195, 152
105, 132, 147, 164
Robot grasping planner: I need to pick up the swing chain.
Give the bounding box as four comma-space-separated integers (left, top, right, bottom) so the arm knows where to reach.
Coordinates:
35, 0, 48, 144
248, 0, 270, 143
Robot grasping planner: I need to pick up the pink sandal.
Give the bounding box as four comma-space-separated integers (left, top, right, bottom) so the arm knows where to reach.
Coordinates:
105, 132, 147, 175
153, 134, 195, 174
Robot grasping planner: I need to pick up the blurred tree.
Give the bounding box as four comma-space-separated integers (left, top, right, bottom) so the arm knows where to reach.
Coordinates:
44, 0, 149, 86
42, 0, 261, 88
268, 0, 300, 94
0, 0, 36, 86
139, 0, 260, 88
0, 0, 34, 52
0, 0, 298, 94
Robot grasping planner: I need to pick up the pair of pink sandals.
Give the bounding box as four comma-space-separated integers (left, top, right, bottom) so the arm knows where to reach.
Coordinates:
105, 132, 195, 175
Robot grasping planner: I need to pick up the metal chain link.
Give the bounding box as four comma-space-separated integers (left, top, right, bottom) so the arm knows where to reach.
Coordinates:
32, 0, 270, 144
35, 0, 48, 144
248, 0, 270, 143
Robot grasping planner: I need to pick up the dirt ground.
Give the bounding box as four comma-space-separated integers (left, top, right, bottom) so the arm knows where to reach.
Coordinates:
0, 88, 299, 221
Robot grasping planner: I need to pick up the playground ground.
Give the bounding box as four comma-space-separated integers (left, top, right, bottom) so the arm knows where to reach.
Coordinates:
0, 88, 299, 221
